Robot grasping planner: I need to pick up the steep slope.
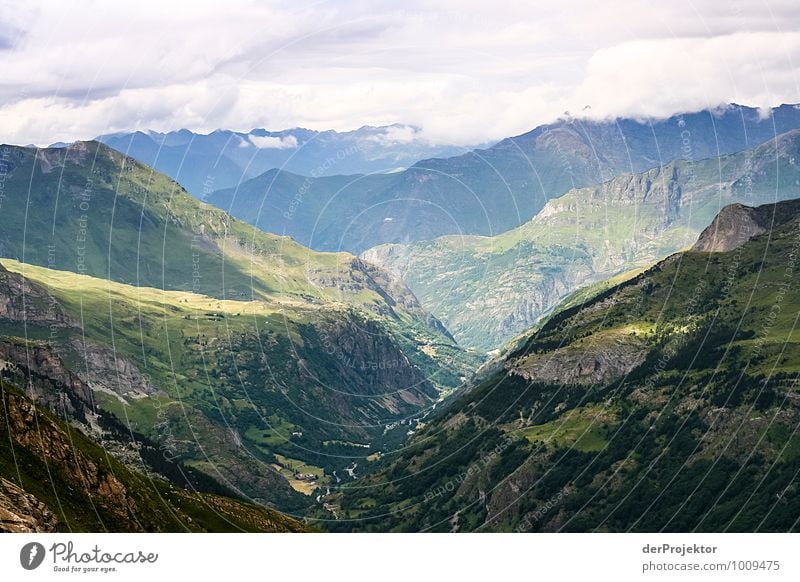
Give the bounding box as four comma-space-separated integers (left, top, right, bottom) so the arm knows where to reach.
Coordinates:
0, 140, 470, 383
97, 125, 469, 197
0, 290, 307, 531
363, 129, 800, 350
0, 258, 475, 507
0, 139, 411, 303
0, 261, 306, 510
0, 381, 307, 532
0, 144, 478, 508
329, 198, 800, 532
209, 104, 800, 253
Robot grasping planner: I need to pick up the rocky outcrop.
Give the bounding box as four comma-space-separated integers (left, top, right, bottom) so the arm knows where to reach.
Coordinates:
309, 312, 437, 403
0, 263, 76, 327
353, 258, 455, 340
493, 266, 588, 342
0, 337, 94, 421
692, 203, 769, 252
0, 477, 58, 533
0, 383, 308, 532
60, 338, 159, 397
692, 199, 800, 252
508, 328, 647, 386
1, 387, 139, 526
360, 243, 412, 279
307, 254, 441, 318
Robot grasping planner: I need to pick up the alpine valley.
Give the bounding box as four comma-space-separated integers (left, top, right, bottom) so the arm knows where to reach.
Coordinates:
0, 140, 475, 529
362, 128, 800, 351
2, 104, 800, 533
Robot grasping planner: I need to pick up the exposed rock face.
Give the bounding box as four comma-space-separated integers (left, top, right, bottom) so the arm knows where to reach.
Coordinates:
34, 140, 91, 173
692, 199, 800, 253
508, 328, 647, 386
306, 254, 453, 333
60, 338, 159, 397
308, 313, 438, 410
0, 338, 94, 421
492, 266, 589, 343
228, 309, 438, 441
1, 388, 139, 526
0, 477, 58, 533
692, 203, 769, 252
0, 264, 76, 327
352, 258, 455, 339
0, 383, 308, 532
360, 244, 411, 279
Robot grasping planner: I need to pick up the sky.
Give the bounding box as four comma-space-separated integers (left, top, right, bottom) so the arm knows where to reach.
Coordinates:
1, 0, 799, 146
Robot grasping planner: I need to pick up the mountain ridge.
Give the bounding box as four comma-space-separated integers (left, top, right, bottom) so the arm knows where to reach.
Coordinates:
97, 124, 471, 197
0, 142, 477, 511
362, 127, 800, 350
329, 197, 800, 532
209, 103, 800, 253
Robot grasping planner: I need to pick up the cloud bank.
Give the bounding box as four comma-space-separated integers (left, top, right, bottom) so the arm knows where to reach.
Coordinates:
0, 0, 799, 146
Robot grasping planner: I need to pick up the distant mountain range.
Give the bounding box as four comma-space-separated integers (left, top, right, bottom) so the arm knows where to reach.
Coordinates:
205, 104, 800, 253
330, 198, 800, 532
362, 127, 800, 350
96, 125, 471, 197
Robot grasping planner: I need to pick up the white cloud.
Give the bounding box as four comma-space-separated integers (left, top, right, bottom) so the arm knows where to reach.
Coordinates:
0, 0, 799, 146
366, 125, 424, 145
248, 134, 299, 149
567, 31, 800, 122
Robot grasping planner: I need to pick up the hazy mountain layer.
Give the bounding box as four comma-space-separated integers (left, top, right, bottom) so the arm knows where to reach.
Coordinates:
363, 129, 800, 350
210, 104, 800, 253
98, 125, 470, 197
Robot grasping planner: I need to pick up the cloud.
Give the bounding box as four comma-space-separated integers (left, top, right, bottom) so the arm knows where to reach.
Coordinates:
247, 134, 299, 149
366, 125, 424, 145
0, 0, 799, 146
567, 31, 800, 122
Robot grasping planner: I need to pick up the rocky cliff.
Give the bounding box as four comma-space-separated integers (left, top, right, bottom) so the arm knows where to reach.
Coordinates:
0, 382, 307, 532
0, 264, 76, 327
0, 337, 94, 421
692, 199, 800, 252
0, 476, 58, 533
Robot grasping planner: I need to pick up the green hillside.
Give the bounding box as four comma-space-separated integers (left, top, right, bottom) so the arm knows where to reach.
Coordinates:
328, 199, 800, 532
0, 140, 397, 303
0, 143, 478, 511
